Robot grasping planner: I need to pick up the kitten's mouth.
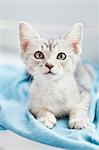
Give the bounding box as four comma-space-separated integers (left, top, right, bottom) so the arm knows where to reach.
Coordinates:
44, 70, 56, 75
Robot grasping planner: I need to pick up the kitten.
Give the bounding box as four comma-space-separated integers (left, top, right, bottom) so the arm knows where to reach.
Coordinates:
19, 22, 93, 129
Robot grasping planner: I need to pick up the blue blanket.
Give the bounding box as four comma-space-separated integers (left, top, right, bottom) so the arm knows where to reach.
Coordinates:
0, 62, 99, 150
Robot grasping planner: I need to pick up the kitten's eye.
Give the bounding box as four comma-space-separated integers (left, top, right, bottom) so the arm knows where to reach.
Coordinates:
57, 52, 66, 60
34, 51, 44, 59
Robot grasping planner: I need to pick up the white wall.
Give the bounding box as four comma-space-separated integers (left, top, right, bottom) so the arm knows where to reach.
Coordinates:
0, 0, 99, 63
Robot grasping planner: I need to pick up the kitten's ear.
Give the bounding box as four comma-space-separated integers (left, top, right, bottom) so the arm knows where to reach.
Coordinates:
63, 23, 83, 54
19, 21, 40, 53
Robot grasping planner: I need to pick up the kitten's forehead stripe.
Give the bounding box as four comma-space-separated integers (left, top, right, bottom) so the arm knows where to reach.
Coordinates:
42, 40, 58, 51
49, 43, 52, 51
52, 43, 58, 48
48, 40, 58, 51
41, 45, 43, 49
44, 42, 49, 48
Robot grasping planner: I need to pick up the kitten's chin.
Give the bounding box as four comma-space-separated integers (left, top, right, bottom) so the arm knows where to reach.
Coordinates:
44, 72, 57, 79
43, 71, 64, 81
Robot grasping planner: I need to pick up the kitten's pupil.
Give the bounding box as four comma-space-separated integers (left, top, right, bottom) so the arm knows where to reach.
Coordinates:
39, 53, 41, 57
60, 54, 62, 59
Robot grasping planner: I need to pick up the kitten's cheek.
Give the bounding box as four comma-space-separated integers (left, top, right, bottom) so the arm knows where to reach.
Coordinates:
42, 66, 49, 73
51, 66, 60, 74
28, 66, 34, 74
61, 59, 72, 69
60, 62, 66, 70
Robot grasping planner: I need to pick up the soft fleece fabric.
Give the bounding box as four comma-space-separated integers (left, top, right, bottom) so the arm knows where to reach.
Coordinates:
0, 62, 99, 150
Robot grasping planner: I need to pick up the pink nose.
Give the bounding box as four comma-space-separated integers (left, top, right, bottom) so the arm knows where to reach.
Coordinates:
45, 63, 54, 69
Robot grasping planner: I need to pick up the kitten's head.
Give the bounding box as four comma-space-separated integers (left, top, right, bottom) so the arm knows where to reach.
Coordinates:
19, 21, 83, 80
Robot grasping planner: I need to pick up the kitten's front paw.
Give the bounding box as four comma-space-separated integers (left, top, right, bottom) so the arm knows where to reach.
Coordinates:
37, 114, 57, 129
69, 117, 89, 129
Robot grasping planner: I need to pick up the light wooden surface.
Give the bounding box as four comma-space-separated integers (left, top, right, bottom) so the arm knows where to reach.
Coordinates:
0, 130, 62, 150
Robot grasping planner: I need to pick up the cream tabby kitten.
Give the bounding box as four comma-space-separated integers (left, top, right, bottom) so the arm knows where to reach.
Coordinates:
19, 22, 93, 129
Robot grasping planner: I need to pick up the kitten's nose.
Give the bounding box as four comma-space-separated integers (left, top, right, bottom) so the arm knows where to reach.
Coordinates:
45, 63, 54, 69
